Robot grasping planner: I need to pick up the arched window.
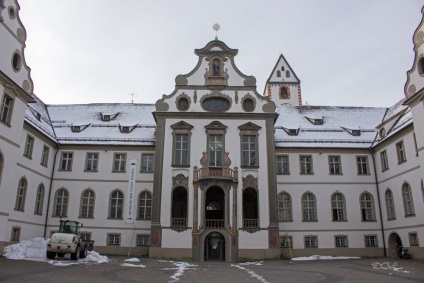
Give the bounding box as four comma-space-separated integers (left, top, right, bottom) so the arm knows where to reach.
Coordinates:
402, 183, 415, 216
276, 70, 281, 77
286, 70, 290, 78
278, 192, 292, 221
280, 87, 289, 99
109, 190, 123, 219
34, 184, 45, 215
360, 193, 375, 221
80, 189, 95, 218
302, 192, 316, 221
15, 177, 27, 211
54, 188, 68, 217
243, 188, 258, 228
331, 193, 346, 221
171, 187, 187, 227
385, 189, 396, 220
138, 191, 152, 220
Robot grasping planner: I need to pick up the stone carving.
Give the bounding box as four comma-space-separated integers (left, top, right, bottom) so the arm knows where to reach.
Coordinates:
223, 151, 231, 167
173, 173, 189, 188
242, 174, 258, 189
175, 75, 188, 85
200, 151, 208, 168
155, 100, 169, 111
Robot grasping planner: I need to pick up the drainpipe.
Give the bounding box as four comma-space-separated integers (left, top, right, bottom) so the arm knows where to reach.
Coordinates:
371, 151, 386, 257
44, 144, 59, 238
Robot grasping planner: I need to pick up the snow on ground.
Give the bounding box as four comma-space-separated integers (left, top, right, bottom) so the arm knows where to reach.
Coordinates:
291, 255, 361, 261
239, 261, 264, 266
231, 264, 270, 283
159, 260, 198, 282
120, 257, 146, 267
3, 238, 109, 265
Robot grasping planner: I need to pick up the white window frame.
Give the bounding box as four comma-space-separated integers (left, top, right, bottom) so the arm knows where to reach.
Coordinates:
113, 153, 126, 172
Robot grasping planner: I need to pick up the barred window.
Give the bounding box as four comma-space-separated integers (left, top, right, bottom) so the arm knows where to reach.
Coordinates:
305, 236, 317, 248
276, 155, 289, 174
80, 189, 95, 218
278, 193, 292, 221
138, 191, 152, 220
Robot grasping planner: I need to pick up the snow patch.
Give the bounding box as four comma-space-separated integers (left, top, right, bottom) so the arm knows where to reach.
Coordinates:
239, 261, 263, 266
121, 263, 146, 268
124, 257, 140, 262
231, 264, 270, 283
291, 255, 360, 261
160, 261, 198, 282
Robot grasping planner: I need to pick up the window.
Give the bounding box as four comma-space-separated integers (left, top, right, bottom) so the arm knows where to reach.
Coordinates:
177, 97, 189, 111
383, 189, 395, 220
107, 234, 120, 245
380, 150, 389, 171
202, 97, 230, 112
278, 192, 292, 221
34, 184, 44, 215
402, 183, 415, 216
0, 94, 13, 124
356, 156, 369, 175
41, 145, 49, 166
85, 153, 98, 172
138, 191, 152, 220
141, 154, 154, 173
280, 235, 292, 248
60, 152, 73, 171
335, 236, 348, 247
360, 193, 375, 221
300, 155, 313, 174
276, 155, 289, 174
242, 98, 255, 112
332, 193, 346, 221
302, 192, 316, 221
286, 70, 290, 78
80, 233, 91, 241
409, 233, 419, 246
276, 70, 281, 77
209, 134, 223, 167
23, 135, 34, 158
396, 141, 407, 163
109, 190, 123, 219
54, 189, 68, 217
365, 235, 377, 247
329, 156, 342, 175
80, 189, 95, 218
174, 134, 189, 166
305, 236, 317, 248
113, 153, 126, 172
15, 178, 27, 211
137, 235, 150, 246
241, 135, 257, 167
11, 227, 20, 242
280, 87, 289, 99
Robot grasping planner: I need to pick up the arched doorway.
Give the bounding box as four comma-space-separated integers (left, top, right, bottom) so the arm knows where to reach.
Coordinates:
172, 187, 187, 227
204, 232, 225, 261
205, 187, 225, 228
388, 233, 402, 258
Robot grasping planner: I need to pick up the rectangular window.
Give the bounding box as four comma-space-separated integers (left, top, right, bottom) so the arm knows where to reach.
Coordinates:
113, 153, 126, 172
60, 152, 73, 171
329, 155, 341, 175
335, 236, 348, 247
365, 235, 377, 247
174, 134, 189, 165
41, 145, 49, 166
209, 134, 223, 167
11, 227, 20, 242
280, 236, 292, 248
276, 155, 290, 174
23, 135, 34, 158
141, 154, 154, 172
107, 234, 120, 245
300, 155, 313, 174
305, 236, 318, 248
241, 135, 257, 166
0, 94, 13, 124
380, 150, 389, 171
85, 153, 98, 172
137, 235, 150, 246
409, 233, 419, 246
396, 141, 407, 163
356, 156, 369, 175
80, 233, 91, 241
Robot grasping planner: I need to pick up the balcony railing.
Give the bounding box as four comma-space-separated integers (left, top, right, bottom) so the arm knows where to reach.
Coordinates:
205, 219, 225, 228
243, 219, 258, 228
171, 218, 187, 227
193, 166, 238, 182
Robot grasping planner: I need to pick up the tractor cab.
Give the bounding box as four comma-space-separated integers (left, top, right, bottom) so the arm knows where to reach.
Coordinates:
58, 220, 80, 234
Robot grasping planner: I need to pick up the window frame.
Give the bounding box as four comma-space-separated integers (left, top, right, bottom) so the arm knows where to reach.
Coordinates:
328, 155, 342, 175
356, 156, 369, 175
109, 190, 124, 219
59, 152, 73, 171
385, 189, 396, 220
396, 140, 407, 164
23, 135, 34, 158
278, 192, 292, 221
402, 183, 415, 217
380, 150, 389, 171
80, 189, 95, 218
40, 145, 49, 167
409, 232, 419, 246
302, 192, 317, 221
280, 235, 293, 248
112, 153, 126, 172
276, 155, 290, 175
34, 184, 45, 215
360, 193, 376, 221
335, 235, 348, 247
304, 236, 318, 248
0, 93, 13, 125
14, 178, 27, 211
331, 192, 346, 221
299, 155, 313, 175
141, 153, 154, 173
85, 152, 99, 172
137, 234, 150, 246
53, 188, 69, 217
11, 227, 20, 242
138, 191, 152, 220
365, 235, 378, 247
107, 233, 121, 246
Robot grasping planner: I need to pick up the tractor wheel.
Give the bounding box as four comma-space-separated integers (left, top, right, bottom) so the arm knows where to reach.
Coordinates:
79, 246, 87, 259
71, 246, 80, 260
57, 253, 65, 258
46, 251, 56, 259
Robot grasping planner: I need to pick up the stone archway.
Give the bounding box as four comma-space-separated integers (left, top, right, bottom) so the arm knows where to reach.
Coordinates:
388, 232, 402, 258
204, 232, 225, 261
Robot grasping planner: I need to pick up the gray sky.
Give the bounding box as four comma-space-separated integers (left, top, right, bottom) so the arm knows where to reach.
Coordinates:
19, 0, 424, 107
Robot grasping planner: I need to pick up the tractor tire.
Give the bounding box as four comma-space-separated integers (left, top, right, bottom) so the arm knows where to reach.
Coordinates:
46, 251, 56, 259
71, 246, 80, 260
57, 253, 65, 258
79, 246, 87, 259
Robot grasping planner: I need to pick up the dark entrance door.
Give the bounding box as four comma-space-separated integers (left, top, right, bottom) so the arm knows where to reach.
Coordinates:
204, 232, 225, 261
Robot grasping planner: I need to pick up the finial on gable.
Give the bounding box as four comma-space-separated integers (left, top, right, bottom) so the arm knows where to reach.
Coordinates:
213, 23, 221, 40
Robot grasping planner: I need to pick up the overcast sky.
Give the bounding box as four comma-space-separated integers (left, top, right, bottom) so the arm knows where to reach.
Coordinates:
18, 0, 424, 107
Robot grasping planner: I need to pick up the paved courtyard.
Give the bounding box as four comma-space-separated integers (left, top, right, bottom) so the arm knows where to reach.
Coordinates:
0, 256, 423, 282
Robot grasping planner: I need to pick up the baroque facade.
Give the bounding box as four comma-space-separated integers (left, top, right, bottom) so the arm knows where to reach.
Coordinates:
0, 0, 423, 261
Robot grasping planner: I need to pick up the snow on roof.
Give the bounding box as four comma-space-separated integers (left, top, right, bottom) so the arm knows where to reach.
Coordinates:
25, 94, 57, 141
382, 97, 408, 123
275, 105, 387, 148
373, 108, 413, 146
47, 103, 156, 145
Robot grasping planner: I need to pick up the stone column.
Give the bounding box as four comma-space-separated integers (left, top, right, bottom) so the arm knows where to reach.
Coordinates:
193, 182, 199, 232
232, 182, 237, 232
200, 185, 205, 228
225, 186, 230, 228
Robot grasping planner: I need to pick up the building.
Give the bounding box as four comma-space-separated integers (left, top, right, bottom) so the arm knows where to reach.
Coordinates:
0, 0, 423, 261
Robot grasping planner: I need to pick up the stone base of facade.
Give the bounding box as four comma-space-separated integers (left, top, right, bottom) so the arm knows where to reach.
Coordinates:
93, 246, 149, 257
385, 246, 424, 260
238, 248, 280, 261
280, 247, 384, 259
149, 247, 193, 261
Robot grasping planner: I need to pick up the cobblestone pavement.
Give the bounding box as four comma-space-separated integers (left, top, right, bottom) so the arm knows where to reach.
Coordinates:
0, 257, 423, 283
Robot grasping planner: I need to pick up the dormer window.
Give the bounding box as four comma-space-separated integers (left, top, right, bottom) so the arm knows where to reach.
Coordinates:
352, 130, 361, 136
29, 107, 41, 121
119, 124, 136, 133
103, 115, 110, 121
305, 117, 324, 125
283, 127, 299, 136
71, 124, 89, 132
72, 126, 81, 132
122, 126, 130, 133
100, 112, 119, 122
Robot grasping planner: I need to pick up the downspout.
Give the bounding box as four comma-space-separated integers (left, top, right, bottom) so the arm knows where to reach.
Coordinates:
371, 151, 386, 257
44, 144, 59, 238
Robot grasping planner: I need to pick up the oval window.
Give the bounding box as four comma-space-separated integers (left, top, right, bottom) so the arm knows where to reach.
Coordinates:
12, 52, 22, 71
202, 97, 230, 112
177, 97, 189, 111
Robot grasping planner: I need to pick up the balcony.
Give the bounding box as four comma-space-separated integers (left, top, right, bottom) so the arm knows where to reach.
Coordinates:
171, 218, 187, 227
243, 219, 258, 228
205, 219, 225, 228
193, 166, 238, 182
